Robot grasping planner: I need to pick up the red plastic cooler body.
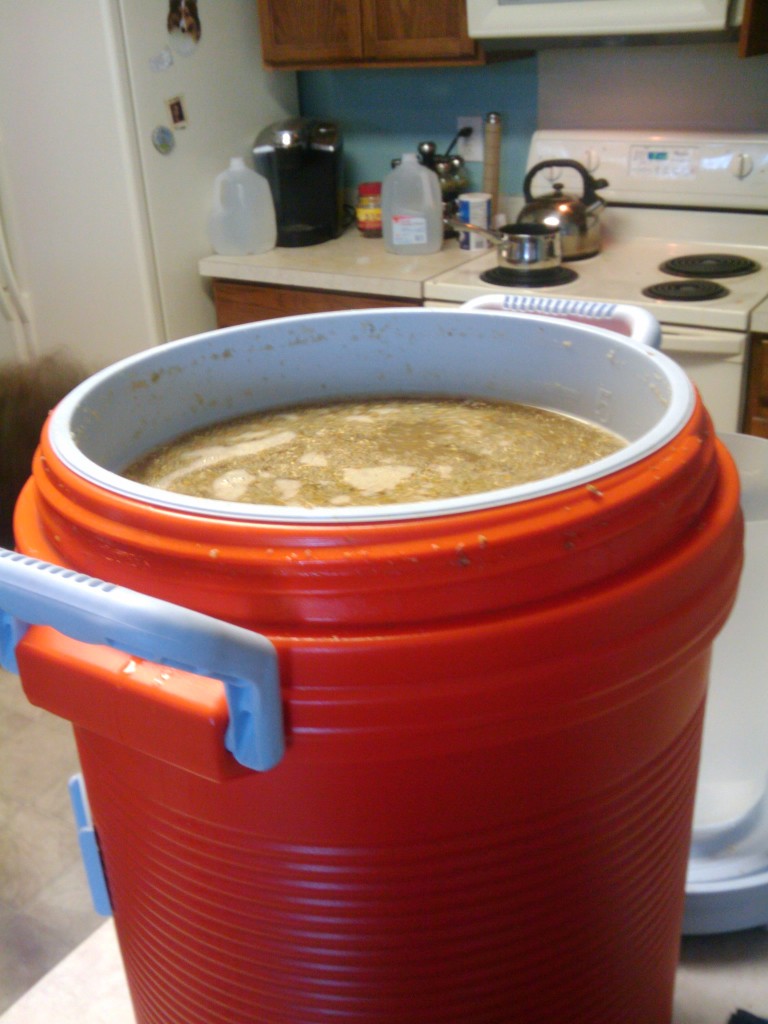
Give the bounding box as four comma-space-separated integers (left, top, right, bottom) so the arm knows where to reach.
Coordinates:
9, 385, 742, 1024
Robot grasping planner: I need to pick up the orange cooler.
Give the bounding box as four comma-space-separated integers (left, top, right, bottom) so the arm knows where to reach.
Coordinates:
0, 301, 743, 1023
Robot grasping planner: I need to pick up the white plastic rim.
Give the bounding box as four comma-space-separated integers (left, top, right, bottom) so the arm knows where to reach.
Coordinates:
49, 307, 695, 523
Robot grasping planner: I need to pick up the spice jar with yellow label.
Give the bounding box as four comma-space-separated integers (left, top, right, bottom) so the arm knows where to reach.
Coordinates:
355, 182, 382, 238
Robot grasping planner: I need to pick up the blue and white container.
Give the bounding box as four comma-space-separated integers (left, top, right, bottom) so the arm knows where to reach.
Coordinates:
458, 192, 492, 250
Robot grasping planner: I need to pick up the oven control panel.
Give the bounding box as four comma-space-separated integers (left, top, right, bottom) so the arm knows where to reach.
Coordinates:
528, 130, 768, 209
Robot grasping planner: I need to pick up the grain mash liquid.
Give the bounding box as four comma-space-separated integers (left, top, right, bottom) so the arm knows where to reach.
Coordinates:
125, 397, 626, 508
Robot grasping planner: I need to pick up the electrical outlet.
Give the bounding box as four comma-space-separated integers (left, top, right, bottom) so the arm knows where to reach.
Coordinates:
457, 116, 484, 163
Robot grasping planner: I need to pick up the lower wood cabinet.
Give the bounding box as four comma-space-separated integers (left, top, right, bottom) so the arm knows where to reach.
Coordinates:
212, 280, 420, 328
744, 333, 768, 437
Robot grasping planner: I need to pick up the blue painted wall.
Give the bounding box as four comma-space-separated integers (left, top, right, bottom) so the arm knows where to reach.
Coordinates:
297, 42, 768, 195
298, 58, 538, 195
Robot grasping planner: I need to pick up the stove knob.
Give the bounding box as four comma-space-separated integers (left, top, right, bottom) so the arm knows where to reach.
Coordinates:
582, 148, 601, 173
729, 153, 754, 179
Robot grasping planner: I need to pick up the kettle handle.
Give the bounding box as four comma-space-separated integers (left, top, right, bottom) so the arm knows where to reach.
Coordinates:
0, 547, 284, 772
523, 159, 608, 205
461, 294, 661, 350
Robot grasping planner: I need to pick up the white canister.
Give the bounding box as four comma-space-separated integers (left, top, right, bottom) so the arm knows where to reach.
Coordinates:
457, 192, 492, 250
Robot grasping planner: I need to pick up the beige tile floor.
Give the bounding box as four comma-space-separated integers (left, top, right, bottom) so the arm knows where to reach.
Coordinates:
0, 667, 102, 1013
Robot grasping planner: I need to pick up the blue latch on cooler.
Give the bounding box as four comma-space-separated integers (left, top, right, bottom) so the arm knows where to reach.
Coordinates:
0, 609, 27, 675
69, 774, 113, 916
0, 548, 285, 772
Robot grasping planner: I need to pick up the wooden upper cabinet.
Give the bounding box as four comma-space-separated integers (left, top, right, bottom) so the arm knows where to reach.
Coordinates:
257, 1, 363, 65
257, 0, 484, 69
360, 0, 478, 61
740, 0, 768, 56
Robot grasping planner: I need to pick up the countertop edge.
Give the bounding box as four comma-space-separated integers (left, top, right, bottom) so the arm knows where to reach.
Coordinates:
198, 230, 487, 302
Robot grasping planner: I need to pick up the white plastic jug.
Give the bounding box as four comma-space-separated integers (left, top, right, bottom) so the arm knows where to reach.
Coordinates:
382, 154, 443, 255
208, 157, 276, 256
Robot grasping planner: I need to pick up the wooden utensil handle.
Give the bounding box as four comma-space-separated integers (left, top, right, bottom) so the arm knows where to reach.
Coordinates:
482, 113, 502, 218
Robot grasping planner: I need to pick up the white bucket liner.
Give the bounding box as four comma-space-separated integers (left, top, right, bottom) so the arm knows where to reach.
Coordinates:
50, 299, 692, 523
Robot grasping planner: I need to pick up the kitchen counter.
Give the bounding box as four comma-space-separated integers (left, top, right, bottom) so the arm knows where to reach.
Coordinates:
198, 228, 484, 301
2, 919, 767, 1023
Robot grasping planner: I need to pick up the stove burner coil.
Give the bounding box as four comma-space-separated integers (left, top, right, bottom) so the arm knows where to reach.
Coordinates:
660, 254, 760, 278
480, 265, 578, 289
642, 280, 730, 302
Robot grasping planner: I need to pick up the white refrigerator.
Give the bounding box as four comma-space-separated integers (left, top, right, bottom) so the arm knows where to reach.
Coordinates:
0, 0, 297, 371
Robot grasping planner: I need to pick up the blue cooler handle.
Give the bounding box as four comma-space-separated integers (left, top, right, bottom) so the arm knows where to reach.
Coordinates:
461, 294, 662, 349
0, 547, 284, 772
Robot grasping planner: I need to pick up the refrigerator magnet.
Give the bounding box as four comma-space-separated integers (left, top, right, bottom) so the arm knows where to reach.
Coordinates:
167, 96, 187, 129
152, 126, 175, 155
167, 0, 201, 55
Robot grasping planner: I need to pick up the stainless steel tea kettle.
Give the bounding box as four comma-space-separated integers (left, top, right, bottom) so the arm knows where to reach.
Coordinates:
518, 159, 608, 261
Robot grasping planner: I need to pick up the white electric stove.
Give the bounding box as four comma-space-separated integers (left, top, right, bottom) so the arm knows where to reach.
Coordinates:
425, 130, 768, 432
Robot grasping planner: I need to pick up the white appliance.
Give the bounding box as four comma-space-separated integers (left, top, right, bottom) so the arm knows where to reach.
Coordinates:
466, 0, 744, 39
0, 0, 297, 371
425, 129, 768, 433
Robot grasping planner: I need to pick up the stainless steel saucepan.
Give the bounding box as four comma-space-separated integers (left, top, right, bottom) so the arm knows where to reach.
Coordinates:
447, 217, 562, 272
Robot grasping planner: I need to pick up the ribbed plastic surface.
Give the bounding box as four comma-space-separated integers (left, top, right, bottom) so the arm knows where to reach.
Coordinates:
72, 704, 702, 1024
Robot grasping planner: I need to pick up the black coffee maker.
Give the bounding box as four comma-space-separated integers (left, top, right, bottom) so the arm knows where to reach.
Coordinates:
253, 118, 343, 247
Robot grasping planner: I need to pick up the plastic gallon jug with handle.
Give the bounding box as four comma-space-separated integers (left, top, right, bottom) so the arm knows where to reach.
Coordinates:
208, 156, 276, 255
0, 298, 743, 1024
382, 153, 443, 255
